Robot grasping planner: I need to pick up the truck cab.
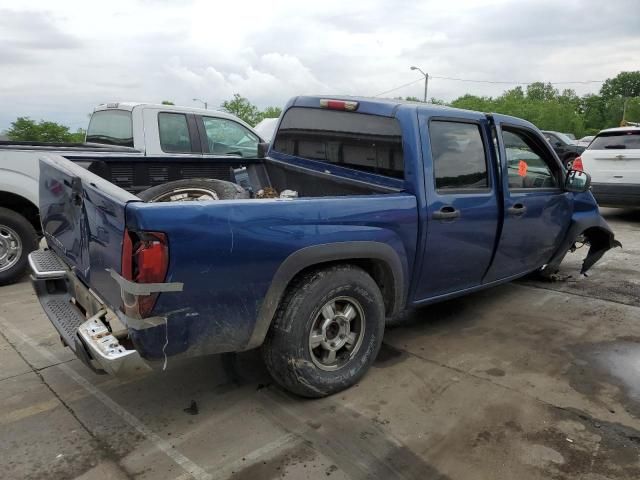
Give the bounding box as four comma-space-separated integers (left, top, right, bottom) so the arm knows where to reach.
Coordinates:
87, 102, 261, 157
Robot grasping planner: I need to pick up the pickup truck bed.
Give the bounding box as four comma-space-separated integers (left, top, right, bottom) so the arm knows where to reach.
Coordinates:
29, 96, 618, 398
0, 102, 264, 285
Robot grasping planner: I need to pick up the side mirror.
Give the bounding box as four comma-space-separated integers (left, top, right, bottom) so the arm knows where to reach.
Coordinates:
257, 142, 270, 159
564, 169, 591, 193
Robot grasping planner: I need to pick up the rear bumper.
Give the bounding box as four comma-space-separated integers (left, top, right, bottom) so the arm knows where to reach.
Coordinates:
29, 250, 150, 376
591, 183, 640, 208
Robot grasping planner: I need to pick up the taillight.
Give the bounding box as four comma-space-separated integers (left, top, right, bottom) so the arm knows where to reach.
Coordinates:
572, 156, 583, 171
121, 229, 168, 318
319, 99, 359, 111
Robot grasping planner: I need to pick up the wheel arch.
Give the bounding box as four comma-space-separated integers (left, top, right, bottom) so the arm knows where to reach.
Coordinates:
0, 191, 41, 234
244, 241, 406, 350
542, 213, 620, 277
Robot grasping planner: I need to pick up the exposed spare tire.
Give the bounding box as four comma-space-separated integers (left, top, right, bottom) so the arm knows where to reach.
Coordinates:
137, 178, 250, 202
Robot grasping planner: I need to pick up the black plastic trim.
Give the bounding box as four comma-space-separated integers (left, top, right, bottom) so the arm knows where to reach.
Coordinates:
591, 182, 640, 208
244, 241, 406, 350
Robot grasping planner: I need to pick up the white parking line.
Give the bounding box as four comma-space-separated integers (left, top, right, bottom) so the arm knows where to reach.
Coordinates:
0, 315, 213, 480
172, 433, 298, 480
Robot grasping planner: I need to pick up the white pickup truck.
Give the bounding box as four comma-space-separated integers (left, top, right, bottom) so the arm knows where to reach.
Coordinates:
0, 102, 264, 285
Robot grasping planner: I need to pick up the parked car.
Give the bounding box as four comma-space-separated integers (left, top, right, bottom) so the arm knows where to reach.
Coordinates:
0, 102, 262, 285
29, 96, 617, 397
541, 130, 585, 168
253, 117, 279, 142
576, 135, 595, 147
576, 126, 640, 207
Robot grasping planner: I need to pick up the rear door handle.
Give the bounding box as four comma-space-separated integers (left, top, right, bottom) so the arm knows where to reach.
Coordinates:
432, 205, 460, 220
507, 203, 527, 216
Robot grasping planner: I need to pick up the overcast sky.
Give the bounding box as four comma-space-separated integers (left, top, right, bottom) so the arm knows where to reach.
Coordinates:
1, 0, 638, 131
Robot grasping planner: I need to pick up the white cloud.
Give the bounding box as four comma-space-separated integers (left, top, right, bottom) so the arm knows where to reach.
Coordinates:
0, 0, 638, 131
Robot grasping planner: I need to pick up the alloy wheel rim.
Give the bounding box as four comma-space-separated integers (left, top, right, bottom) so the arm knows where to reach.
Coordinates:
150, 188, 220, 202
0, 225, 23, 273
308, 296, 365, 371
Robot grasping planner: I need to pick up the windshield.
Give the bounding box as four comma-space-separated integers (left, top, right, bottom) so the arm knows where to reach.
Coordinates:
588, 130, 640, 150
86, 110, 133, 147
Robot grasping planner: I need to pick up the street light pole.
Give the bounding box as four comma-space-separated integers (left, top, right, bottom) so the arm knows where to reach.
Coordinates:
410, 66, 429, 102
192, 98, 208, 109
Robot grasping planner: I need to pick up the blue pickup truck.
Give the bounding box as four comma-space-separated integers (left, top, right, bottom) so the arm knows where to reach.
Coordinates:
29, 96, 618, 397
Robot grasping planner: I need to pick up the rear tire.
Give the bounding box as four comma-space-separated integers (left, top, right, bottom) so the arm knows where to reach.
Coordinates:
0, 208, 38, 286
262, 265, 385, 398
138, 178, 249, 202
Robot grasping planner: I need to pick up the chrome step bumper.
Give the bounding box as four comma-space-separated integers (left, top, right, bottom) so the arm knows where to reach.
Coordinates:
79, 313, 151, 376
28, 249, 67, 279
28, 250, 150, 376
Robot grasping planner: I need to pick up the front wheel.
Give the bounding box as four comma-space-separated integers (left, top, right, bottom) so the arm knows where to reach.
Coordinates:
262, 265, 385, 397
0, 207, 38, 286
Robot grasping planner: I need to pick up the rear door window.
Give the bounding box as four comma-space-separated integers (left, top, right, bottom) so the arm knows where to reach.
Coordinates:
86, 110, 133, 147
588, 130, 640, 150
272, 107, 404, 179
158, 113, 192, 153
429, 120, 489, 190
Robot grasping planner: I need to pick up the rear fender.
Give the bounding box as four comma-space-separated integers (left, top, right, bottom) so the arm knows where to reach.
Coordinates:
244, 241, 406, 350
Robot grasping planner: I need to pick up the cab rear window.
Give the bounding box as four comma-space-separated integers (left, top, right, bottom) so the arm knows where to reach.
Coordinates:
86, 110, 133, 147
588, 130, 640, 150
272, 107, 404, 179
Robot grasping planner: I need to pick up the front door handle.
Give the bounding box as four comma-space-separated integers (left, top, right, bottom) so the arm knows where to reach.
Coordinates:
507, 203, 527, 216
432, 205, 460, 220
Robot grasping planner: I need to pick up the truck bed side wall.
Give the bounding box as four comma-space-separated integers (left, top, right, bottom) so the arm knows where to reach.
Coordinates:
124, 195, 418, 360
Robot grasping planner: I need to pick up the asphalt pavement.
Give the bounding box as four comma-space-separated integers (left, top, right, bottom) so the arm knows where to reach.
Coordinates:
1, 208, 638, 480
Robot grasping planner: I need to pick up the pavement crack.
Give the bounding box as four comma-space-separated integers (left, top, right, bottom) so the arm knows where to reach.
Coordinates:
34, 357, 77, 372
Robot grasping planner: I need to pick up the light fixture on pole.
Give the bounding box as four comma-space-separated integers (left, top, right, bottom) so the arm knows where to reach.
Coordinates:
192, 98, 208, 109
410, 66, 429, 102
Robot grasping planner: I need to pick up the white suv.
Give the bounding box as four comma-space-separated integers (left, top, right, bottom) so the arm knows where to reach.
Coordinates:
577, 126, 640, 207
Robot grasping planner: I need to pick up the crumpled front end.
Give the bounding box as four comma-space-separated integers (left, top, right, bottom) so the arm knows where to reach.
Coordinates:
541, 192, 621, 277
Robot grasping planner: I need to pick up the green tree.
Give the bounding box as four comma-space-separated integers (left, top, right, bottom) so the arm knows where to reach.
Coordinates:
526, 82, 556, 102
220, 94, 262, 126
161, 100, 175, 105
259, 106, 282, 119
69, 128, 86, 143
450, 94, 493, 112
7, 117, 83, 143
600, 71, 640, 99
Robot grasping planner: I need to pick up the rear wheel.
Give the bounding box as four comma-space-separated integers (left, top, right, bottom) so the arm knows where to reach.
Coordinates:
0, 207, 38, 285
137, 178, 249, 202
262, 265, 385, 397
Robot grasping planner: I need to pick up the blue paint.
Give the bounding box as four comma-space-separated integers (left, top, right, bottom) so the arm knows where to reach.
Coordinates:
39, 97, 614, 362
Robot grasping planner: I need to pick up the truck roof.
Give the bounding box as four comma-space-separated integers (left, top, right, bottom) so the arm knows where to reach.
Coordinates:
291, 95, 535, 129
93, 102, 244, 122
598, 126, 640, 134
